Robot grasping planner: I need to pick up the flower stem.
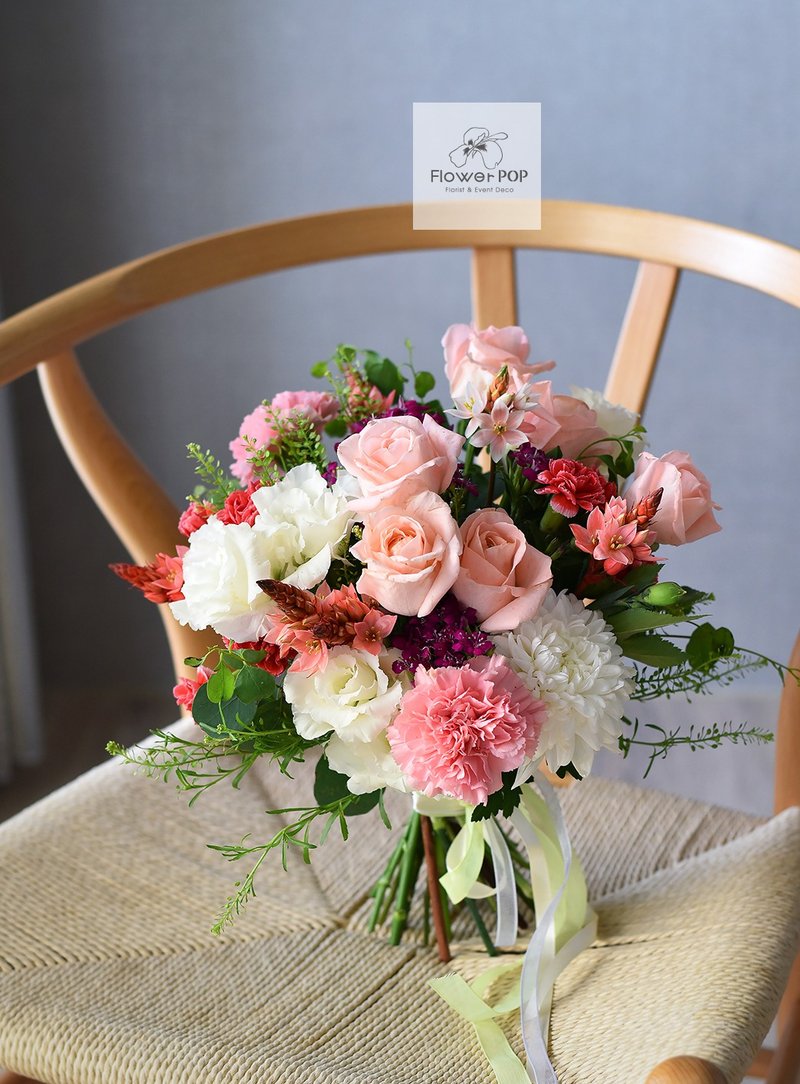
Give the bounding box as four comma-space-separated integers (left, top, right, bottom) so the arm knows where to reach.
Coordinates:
464, 898, 498, 956
367, 827, 408, 933
389, 812, 423, 946
421, 815, 451, 962
487, 459, 497, 504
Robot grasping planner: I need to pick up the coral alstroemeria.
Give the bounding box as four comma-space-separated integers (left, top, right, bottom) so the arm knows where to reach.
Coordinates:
571, 497, 657, 576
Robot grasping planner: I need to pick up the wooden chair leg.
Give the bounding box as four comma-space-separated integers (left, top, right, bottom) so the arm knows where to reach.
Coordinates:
0, 1073, 42, 1083
767, 983, 800, 1084
646, 1056, 726, 1083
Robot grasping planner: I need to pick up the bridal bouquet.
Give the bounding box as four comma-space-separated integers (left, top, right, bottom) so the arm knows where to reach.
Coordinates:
110, 324, 781, 1082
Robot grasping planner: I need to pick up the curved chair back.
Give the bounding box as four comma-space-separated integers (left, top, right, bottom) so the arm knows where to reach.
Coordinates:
0, 198, 798, 714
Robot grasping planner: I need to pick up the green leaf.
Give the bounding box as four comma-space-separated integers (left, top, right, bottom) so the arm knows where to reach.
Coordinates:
324, 418, 348, 438
687, 623, 736, 668
238, 648, 266, 664
414, 370, 436, 398
192, 685, 257, 736
607, 607, 689, 639
622, 634, 686, 668
234, 665, 276, 703
184, 656, 204, 668
364, 355, 405, 397
311, 360, 329, 378
313, 756, 380, 816
472, 771, 523, 820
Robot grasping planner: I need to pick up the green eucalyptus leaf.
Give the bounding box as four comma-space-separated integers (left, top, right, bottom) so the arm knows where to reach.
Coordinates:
311, 360, 329, 378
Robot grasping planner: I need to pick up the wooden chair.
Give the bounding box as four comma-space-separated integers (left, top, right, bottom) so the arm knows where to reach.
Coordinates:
0, 201, 798, 1084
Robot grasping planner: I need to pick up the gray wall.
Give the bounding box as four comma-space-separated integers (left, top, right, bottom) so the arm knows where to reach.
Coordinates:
0, 4, 797, 802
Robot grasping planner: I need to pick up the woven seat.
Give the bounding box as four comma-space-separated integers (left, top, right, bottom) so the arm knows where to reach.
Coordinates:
1, 719, 798, 1084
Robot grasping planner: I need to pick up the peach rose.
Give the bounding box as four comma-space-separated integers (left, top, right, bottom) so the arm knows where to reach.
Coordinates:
442, 323, 554, 399
625, 450, 721, 546
544, 394, 608, 459
351, 492, 462, 617
337, 414, 463, 511
519, 379, 561, 451
452, 509, 553, 632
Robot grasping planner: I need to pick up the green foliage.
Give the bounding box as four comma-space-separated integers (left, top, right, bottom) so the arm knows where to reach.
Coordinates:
620, 633, 687, 668
414, 370, 436, 398
472, 771, 523, 820
186, 443, 237, 507
313, 755, 380, 815
209, 790, 390, 934
686, 622, 735, 668
620, 716, 773, 778
363, 351, 406, 398
272, 411, 328, 475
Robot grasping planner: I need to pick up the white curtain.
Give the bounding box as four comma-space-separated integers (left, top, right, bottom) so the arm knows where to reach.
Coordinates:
0, 385, 42, 782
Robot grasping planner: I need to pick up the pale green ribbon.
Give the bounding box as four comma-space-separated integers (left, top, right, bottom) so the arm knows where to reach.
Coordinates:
430, 776, 596, 1084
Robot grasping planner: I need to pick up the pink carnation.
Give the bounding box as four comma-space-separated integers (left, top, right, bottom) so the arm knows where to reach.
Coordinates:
388, 656, 545, 806
229, 404, 280, 485
271, 389, 340, 429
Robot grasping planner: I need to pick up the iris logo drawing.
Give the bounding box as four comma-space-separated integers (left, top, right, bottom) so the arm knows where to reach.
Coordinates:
449, 126, 508, 169
430, 125, 527, 187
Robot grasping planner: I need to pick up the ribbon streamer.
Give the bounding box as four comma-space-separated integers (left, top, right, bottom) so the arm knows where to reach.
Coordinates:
431, 775, 596, 1084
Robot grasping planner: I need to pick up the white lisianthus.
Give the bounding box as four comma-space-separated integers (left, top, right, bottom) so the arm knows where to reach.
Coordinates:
251, 463, 354, 589
325, 733, 407, 795
284, 647, 404, 744
569, 386, 647, 457
170, 517, 295, 642
492, 590, 634, 777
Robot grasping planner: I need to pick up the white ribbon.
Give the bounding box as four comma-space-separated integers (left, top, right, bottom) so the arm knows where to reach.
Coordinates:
484, 819, 519, 949
511, 771, 597, 1084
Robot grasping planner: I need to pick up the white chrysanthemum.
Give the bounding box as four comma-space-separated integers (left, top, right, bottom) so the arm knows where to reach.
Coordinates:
492, 590, 634, 777
284, 647, 404, 744
569, 385, 647, 457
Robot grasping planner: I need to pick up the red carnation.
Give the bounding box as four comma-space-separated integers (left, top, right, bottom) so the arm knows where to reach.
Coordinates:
535, 458, 608, 518
178, 500, 214, 537
217, 484, 261, 526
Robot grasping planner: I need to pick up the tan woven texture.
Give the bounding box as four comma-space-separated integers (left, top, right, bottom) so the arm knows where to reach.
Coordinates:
1, 720, 799, 1084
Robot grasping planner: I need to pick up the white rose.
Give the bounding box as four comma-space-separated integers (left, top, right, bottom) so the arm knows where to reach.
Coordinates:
252, 463, 353, 589
569, 386, 647, 457
325, 733, 407, 794
284, 647, 403, 743
170, 517, 294, 642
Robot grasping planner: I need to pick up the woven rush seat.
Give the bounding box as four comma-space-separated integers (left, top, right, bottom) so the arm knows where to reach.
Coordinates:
1, 721, 799, 1084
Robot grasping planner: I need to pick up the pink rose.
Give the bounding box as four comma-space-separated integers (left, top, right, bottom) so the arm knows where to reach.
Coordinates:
337, 414, 464, 511
229, 404, 280, 485
442, 323, 554, 399
351, 492, 462, 617
625, 451, 721, 546
544, 394, 608, 459
388, 656, 546, 805
271, 389, 340, 429
452, 509, 552, 632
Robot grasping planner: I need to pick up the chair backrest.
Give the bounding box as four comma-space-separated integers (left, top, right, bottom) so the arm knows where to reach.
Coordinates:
1, 200, 799, 808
